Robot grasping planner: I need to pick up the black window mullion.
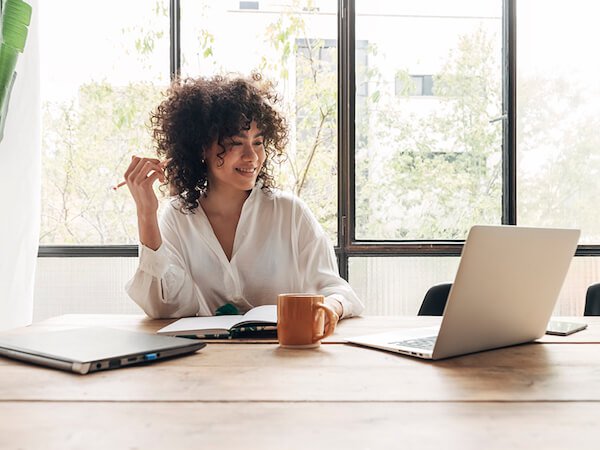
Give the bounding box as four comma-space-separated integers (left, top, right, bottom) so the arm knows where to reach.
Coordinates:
38, 246, 138, 258
170, 0, 181, 79
338, 0, 354, 279
502, 0, 517, 225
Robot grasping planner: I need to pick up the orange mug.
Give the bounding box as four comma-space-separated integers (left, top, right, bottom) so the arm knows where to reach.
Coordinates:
277, 294, 338, 348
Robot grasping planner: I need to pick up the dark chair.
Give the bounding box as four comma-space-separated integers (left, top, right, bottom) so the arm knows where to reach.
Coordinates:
417, 282, 452, 316
584, 283, 600, 316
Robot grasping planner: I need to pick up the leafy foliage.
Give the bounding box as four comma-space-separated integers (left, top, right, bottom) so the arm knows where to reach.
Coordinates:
355, 27, 502, 240
41, 82, 163, 244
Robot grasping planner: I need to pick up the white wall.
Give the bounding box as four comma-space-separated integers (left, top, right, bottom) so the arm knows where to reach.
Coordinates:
0, 0, 40, 331
33, 257, 142, 322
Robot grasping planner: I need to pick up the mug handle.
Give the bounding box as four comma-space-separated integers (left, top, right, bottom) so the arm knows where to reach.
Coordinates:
312, 302, 339, 344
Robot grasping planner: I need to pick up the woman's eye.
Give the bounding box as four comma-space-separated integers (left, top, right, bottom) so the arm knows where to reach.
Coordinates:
253, 141, 264, 146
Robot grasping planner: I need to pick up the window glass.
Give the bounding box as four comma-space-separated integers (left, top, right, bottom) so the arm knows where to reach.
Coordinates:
180, 0, 339, 241
517, 1, 600, 243
354, 0, 503, 240
40, 0, 170, 244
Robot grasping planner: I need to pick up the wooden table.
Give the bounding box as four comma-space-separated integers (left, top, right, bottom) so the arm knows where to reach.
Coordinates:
0, 315, 598, 449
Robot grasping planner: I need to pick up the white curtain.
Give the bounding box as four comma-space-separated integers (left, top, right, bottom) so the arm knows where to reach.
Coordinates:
0, 0, 40, 331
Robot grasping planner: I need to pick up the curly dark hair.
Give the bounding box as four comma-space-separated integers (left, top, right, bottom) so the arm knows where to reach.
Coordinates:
150, 73, 288, 213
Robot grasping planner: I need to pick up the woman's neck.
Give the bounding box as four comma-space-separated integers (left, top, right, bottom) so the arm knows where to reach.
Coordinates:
200, 184, 252, 218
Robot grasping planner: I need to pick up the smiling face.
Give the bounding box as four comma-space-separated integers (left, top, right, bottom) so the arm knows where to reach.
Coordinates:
204, 121, 266, 194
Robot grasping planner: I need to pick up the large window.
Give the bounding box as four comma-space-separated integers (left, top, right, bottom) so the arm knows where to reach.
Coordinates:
38, 0, 600, 317
40, 0, 170, 245
516, 0, 600, 244
354, 0, 502, 240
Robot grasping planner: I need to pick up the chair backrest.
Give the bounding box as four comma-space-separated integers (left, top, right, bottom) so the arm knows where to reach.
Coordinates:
584, 283, 600, 316
417, 283, 452, 316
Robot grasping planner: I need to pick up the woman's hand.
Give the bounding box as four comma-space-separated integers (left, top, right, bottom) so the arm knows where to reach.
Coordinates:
124, 156, 167, 250
324, 297, 342, 333
124, 156, 166, 216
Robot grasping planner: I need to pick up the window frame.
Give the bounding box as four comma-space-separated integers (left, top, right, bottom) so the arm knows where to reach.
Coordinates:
38, 0, 598, 270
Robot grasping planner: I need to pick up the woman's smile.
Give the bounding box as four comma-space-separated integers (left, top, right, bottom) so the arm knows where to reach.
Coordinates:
235, 166, 258, 176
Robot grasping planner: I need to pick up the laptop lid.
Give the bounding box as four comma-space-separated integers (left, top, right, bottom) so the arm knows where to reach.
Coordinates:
432, 225, 580, 359
0, 327, 206, 374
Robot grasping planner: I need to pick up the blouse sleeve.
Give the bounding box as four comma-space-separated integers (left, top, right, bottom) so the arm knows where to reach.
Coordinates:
125, 207, 212, 319
294, 198, 364, 319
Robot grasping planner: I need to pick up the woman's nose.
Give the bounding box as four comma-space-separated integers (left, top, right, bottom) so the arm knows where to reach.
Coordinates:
242, 143, 258, 161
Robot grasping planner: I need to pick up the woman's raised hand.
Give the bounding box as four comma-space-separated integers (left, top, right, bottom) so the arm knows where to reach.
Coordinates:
124, 156, 167, 217
124, 156, 170, 250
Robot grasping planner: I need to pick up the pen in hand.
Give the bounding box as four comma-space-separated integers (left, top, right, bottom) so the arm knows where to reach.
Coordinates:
111, 158, 171, 191
111, 180, 127, 191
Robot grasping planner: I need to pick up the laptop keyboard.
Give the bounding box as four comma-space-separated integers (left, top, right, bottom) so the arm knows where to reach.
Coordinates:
389, 336, 437, 350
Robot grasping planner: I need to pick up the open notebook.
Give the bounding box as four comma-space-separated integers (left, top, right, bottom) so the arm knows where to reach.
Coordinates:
157, 305, 277, 338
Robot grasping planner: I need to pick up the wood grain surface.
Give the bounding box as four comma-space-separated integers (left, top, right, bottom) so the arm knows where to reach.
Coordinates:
0, 314, 598, 449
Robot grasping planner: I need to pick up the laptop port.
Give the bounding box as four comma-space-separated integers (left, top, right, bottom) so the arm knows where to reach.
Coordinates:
109, 359, 121, 368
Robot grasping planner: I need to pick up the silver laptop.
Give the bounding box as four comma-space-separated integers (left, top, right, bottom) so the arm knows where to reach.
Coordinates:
347, 225, 580, 360
0, 327, 206, 374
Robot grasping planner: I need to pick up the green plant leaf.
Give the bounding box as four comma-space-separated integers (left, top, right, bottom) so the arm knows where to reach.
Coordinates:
0, 71, 16, 142
2, 0, 32, 26
2, 16, 29, 51
0, 0, 31, 143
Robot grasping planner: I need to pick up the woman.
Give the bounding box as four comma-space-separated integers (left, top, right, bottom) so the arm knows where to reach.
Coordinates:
125, 73, 364, 327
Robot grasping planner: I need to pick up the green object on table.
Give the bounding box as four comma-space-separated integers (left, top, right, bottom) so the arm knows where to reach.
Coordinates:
215, 303, 240, 316
0, 0, 32, 142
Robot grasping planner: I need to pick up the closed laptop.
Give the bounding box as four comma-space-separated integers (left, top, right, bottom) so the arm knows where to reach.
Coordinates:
0, 327, 206, 374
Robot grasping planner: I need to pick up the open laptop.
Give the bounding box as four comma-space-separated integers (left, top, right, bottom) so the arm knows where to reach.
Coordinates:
0, 327, 206, 374
347, 225, 580, 360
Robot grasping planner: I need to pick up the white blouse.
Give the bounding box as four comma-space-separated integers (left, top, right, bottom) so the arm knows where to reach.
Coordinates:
126, 184, 364, 319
